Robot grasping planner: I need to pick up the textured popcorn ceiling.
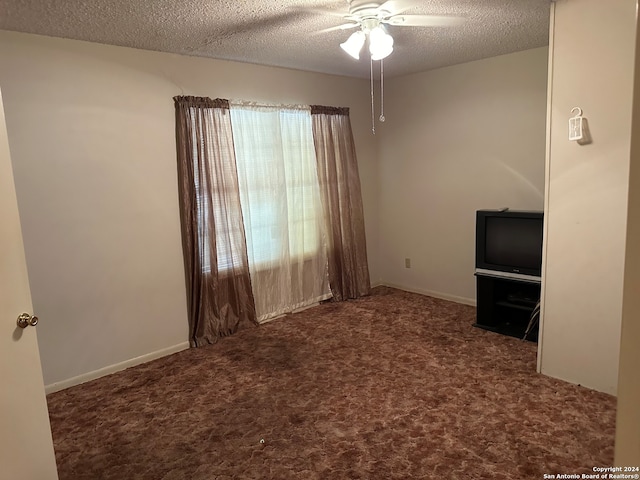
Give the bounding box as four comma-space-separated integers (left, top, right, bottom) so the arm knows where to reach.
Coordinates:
0, 0, 550, 78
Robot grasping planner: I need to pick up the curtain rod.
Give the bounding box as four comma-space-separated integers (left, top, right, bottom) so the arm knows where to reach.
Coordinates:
229, 99, 310, 111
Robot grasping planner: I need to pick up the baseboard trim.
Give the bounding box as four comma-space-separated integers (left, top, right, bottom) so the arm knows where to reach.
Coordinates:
379, 282, 476, 307
45, 341, 190, 395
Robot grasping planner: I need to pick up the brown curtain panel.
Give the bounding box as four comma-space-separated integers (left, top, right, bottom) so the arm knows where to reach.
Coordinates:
174, 96, 257, 347
310, 105, 370, 300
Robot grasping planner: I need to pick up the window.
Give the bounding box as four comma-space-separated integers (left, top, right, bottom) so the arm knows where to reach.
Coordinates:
189, 102, 331, 322
229, 105, 325, 269
191, 105, 326, 273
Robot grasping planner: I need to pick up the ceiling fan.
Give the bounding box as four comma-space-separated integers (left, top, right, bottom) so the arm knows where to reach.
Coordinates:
317, 0, 466, 60
310, 0, 465, 133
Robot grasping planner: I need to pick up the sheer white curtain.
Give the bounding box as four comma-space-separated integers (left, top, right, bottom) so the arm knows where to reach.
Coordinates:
230, 104, 331, 322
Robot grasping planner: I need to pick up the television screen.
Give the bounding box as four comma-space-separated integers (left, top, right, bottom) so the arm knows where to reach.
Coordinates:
485, 217, 543, 270
476, 210, 543, 277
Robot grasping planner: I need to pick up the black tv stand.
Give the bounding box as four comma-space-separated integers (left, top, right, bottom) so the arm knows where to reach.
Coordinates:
474, 270, 540, 341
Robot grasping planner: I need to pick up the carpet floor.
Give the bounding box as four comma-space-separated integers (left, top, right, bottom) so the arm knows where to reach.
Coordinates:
47, 287, 616, 479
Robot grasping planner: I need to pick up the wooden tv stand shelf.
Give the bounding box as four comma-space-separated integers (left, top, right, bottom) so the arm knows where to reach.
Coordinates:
474, 270, 540, 341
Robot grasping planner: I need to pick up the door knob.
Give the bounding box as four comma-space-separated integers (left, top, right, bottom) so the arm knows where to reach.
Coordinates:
17, 313, 38, 329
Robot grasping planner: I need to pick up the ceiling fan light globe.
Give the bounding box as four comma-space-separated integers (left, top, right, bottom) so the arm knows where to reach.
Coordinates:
369, 26, 394, 60
340, 31, 366, 59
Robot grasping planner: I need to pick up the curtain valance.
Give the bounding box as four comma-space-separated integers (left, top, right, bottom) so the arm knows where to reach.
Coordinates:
310, 105, 350, 116
174, 96, 230, 109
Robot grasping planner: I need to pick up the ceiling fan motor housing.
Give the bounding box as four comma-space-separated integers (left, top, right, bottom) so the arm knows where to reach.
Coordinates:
348, 1, 391, 19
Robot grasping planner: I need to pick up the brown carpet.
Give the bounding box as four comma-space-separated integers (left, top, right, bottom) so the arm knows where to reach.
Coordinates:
47, 287, 616, 480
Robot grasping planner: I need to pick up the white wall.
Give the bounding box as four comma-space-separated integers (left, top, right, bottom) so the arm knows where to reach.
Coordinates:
377, 47, 548, 303
0, 31, 379, 388
615, 3, 640, 463
540, 0, 637, 395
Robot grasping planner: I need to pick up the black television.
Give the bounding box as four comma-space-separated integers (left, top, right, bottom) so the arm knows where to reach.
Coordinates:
475, 210, 544, 278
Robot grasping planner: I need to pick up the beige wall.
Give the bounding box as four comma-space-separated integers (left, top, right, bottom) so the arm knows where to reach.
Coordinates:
615, 2, 640, 463
377, 47, 548, 303
540, 0, 637, 395
0, 30, 379, 388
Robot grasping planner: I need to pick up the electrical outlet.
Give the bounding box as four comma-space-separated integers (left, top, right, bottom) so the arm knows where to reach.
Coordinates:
405, 258, 411, 268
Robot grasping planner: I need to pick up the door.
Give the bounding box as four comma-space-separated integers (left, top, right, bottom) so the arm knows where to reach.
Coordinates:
0, 88, 59, 478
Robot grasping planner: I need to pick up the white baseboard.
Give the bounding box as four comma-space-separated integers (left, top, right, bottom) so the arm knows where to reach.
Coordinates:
378, 282, 476, 307
45, 341, 190, 395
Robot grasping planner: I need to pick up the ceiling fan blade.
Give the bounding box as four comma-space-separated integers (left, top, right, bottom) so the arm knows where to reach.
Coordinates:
383, 14, 466, 27
377, 0, 418, 15
313, 23, 360, 35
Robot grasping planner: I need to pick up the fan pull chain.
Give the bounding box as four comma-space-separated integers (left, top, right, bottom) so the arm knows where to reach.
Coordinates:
379, 58, 385, 122
370, 55, 376, 135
